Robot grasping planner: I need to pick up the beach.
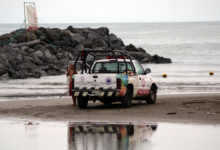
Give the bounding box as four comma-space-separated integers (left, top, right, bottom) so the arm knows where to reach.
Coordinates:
1, 1, 220, 149
0, 93, 219, 125
0, 21, 220, 150
0, 23, 220, 124
1, 22, 220, 100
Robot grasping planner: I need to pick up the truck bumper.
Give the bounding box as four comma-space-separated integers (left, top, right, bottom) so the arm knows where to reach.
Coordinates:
72, 88, 120, 97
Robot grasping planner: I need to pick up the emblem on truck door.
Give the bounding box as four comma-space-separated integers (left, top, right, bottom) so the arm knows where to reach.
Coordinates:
105, 77, 112, 85
80, 76, 85, 83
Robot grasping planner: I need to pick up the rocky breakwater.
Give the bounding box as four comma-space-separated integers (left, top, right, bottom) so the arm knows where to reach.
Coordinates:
0, 26, 171, 80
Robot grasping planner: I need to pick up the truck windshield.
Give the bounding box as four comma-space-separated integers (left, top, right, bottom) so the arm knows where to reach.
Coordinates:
92, 62, 133, 73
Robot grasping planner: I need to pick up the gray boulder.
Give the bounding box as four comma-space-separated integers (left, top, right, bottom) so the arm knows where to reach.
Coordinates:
109, 34, 118, 41
46, 28, 61, 42
44, 49, 53, 59
152, 55, 172, 63
56, 53, 67, 59
82, 40, 93, 48
109, 34, 124, 49
88, 32, 99, 40
137, 47, 146, 53
67, 26, 79, 34
70, 33, 85, 45
15, 31, 36, 43
38, 27, 47, 35
31, 51, 44, 59
95, 27, 109, 36
125, 44, 138, 51
0, 64, 7, 76
75, 44, 84, 51
25, 48, 36, 54
0, 72, 9, 80
23, 56, 34, 63
33, 44, 45, 51
93, 39, 108, 49
62, 46, 75, 53
0, 33, 11, 41
53, 40, 70, 46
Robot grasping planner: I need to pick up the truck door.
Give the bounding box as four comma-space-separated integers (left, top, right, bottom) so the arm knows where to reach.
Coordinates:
134, 62, 151, 96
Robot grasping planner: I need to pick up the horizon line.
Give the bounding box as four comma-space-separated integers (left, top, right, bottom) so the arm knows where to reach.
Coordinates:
0, 20, 220, 24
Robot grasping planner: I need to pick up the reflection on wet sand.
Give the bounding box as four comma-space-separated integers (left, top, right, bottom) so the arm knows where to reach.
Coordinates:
1, 120, 220, 150
68, 123, 157, 150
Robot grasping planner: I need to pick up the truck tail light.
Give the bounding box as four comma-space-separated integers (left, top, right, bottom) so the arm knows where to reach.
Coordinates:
117, 78, 121, 89
72, 78, 74, 89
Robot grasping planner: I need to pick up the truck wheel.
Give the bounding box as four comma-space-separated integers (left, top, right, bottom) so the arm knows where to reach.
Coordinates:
103, 100, 112, 106
77, 97, 88, 109
146, 87, 157, 104
121, 89, 132, 108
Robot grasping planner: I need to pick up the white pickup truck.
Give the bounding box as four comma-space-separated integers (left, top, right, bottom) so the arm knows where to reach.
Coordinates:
71, 50, 158, 109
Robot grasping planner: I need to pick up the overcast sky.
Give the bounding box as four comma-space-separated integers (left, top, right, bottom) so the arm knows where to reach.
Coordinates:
0, 0, 220, 23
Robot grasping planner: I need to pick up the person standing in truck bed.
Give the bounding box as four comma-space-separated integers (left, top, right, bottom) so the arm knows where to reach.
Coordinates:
67, 64, 77, 107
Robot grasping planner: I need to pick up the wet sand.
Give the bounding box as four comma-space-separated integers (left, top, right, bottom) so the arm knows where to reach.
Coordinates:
0, 93, 220, 124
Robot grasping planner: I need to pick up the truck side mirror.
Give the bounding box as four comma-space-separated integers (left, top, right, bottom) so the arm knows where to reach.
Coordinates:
145, 68, 151, 74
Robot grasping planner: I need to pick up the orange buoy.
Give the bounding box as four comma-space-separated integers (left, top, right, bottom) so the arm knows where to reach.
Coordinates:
162, 73, 167, 78
209, 72, 214, 76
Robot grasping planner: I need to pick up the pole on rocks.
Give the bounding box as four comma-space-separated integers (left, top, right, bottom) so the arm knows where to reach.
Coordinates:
24, 2, 30, 43
24, 2, 27, 29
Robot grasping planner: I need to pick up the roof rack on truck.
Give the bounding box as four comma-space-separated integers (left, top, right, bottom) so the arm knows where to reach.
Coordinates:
73, 50, 136, 75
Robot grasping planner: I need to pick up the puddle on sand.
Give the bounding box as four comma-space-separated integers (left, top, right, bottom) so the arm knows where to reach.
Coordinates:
0, 120, 220, 150
68, 122, 157, 150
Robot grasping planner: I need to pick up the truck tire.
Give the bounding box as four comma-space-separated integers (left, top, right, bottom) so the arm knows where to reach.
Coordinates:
77, 97, 88, 109
103, 101, 112, 106
121, 89, 132, 108
146, 87, 157, 104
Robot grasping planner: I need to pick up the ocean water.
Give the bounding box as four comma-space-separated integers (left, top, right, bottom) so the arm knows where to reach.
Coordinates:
0, 22, 220, 100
